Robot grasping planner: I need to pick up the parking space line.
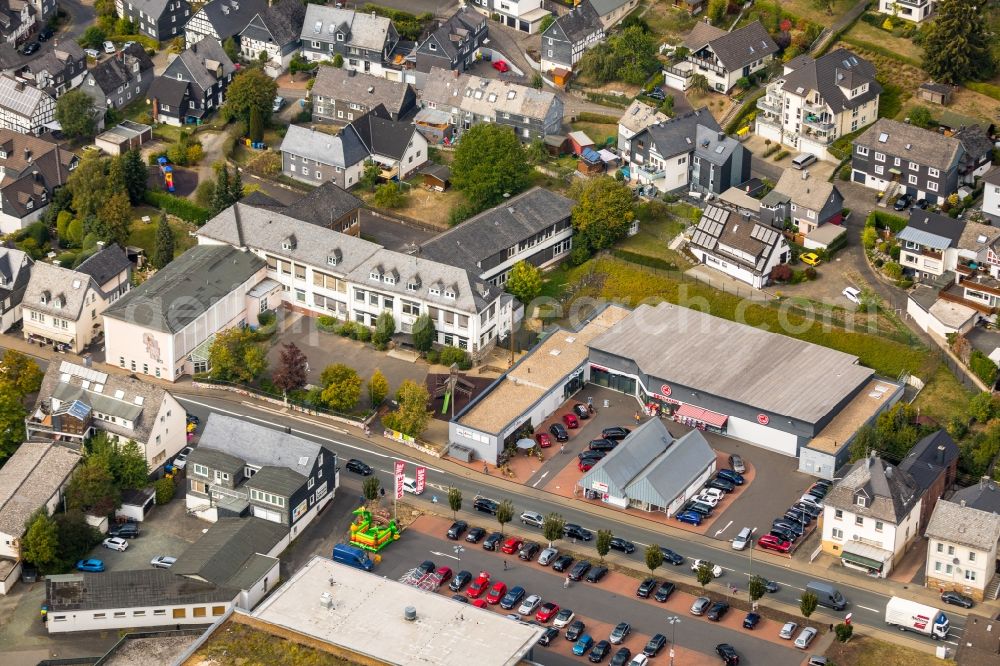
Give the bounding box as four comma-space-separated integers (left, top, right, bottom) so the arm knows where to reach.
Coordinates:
856, 605, 879, 613
531, 472, 549, 488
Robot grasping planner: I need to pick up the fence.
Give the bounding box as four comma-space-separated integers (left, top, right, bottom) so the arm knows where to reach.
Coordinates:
192, 378, 371, 427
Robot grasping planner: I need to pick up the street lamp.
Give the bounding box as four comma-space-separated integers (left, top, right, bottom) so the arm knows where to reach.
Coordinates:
453, 545, 465, 568
667, 616, 680, 666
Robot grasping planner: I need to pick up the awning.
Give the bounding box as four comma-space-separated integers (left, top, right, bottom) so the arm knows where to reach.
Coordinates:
888, 167, 902, 175
674, 403, 728, 428
841, 541, 890, 570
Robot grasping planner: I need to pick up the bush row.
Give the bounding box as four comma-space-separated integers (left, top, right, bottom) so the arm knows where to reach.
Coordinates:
143, 191, 211, 225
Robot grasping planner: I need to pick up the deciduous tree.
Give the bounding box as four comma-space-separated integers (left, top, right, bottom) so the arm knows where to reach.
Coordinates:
570, 178, 635, 251
506, 260, 542, 306
613, 26, 658, 85
272, 342, 308, 395
451, 124, 530, 213
54, 511, 101, 569
447, 487, 462, 519
0, 387, 27, 462
748, 574, 767, 604
0, 350, 43, 397
362, 475, 381, 505
66, 457, 119, 515
800, 591, 818, 625
412, 314, 436, 353
382, 379, 431, 437
645, 543, 663, 575
596, 530, 612, 563
695, 561, 715, 591
543, 512, 565, 547
372, 311, 396, 349
207, 326, 267, 383
367, 369, 389, 407
97, 191, 133, 249
320, 363, 362, 413
152, 214, 174, 270
56, 90, 97, 139
496, 499, 514, 535
222, 68, 278, 125
21, 510, 59, 571
67, 155, 111, 219
359, 160, 381, 192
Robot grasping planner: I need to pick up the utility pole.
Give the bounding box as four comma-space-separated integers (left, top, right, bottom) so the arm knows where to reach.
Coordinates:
667, 616, 680, 666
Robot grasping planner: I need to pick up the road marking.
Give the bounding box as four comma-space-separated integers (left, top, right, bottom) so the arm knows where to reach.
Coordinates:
431, 550, 460, 560
178, 397, 443, 472
946, 640, 958, 646
714, 520, 733, 536
633, 541, 650, 548
856, 605, 879, 613
237, 400, 349, 433
532, 472, 549, 488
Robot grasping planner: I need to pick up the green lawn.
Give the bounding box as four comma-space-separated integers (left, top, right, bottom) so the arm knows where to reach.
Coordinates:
569, 121, 618, 148
913, 363, 974, 426
616, 201, 692, 268
844, 18, 924, 63
780, 0, 855, 25
642, 0, 698, 41
126, 206, 196, 260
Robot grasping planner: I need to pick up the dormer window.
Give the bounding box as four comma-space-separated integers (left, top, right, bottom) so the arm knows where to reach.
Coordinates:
370, 270, 381, 280
327, 254, 339, 266
337, 33, 344, 42
856, 495, 866, 508
429, 42, 436, 51
281, 235, 296, 250
444, 289, 455, 299
407, 279, 420, 291
384, 275, 396, 285
429, 287, 440, 296
39, 290, 49, 304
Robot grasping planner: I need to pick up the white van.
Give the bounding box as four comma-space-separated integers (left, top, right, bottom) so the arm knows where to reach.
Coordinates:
402, 477, 422, 495
732, 527, 753, 550
792, 153, 817, 169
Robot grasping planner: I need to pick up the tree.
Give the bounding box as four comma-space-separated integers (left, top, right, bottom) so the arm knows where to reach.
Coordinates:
115, 440, 149, 490
249, 106, 264, 143
596, 529, 612, 563
66, 457, 119, 514
707, 0, 727, 24
861, 225, 878, 249
644, 543, 663, 575
333, 53, 344, 68
367, 369, 389, 407
230, 166, 244, 203
970, 391, 998, 422
207, 326, 267, 383
211, 166, 234, 215
152, 214, 175, 269
612, 25, 658, 85
121, 150, 147, 205
835, 622, 854, 642
506, 260, 542, 306
0, 388, 27, 462
79, 26, 107, 49
359, 160, 381, 192
659, 95, 675, 116
695, 561, 716, 591
448, 487, 462, 519
542, 512, 565, 547
539, 14, 555, 32
748, 574, 767, 605
67, 154, 112, 219
689, 73, 710, 94
21, 510, 59, 572
107, 154, 126, 194
496, 499, 514, 535
570, 177, 636, 251
223, 68, 278, 125
372, 311, 396, 349
54, 510, 101, 569
55, 90, 97, 139
362, 475, 381, 506
66, 218, 84, 247
922, 0, 996, 84
412, 314, 436, 354
382, 379, 431, 437
800, 591, 818, 625
320, 363, 362, 413
372, 182, 406, 208
155, 476, 175, 504
273, 342, 308, 395
531, 72, 543, 89
908, 105, 934, 129
223, 36, 239, 63
0, 349, 43, 397
97, 191, 132, 249
451, 123, 531, 213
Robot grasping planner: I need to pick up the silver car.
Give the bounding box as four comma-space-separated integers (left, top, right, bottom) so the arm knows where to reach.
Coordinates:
779, 621, 798, 639
690, 596, 711, 615
518, 594, 541, 615
538, 547, 558, 566
150, 556, 177, 569
794, 626, 818, 649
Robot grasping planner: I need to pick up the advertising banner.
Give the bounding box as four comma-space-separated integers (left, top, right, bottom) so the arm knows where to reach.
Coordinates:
415, 466, 426, 494
394, 460, 405, 500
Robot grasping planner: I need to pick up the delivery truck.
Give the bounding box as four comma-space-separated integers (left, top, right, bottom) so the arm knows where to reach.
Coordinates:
884, 596, 949, 639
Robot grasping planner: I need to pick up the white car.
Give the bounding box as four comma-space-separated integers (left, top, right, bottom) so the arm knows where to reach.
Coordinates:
84, 48, 100, 59
799, 494, 823, 508
150, 556, 177, 569
628, 655, 650, 666
842, 286, 861, 304
691, 559, 723, 578
701, 487, 724, 501
517, 594, 541, 615
103, 537, 128, 552
103, 40, 116, 54
779, 621, 798, 639
538, 547, 558, 566
794, 626, 817, 649
520, 511, 543, 528
552, 608, 575, 628
693, 493, 719, 507
173, 446, 193, 470
272, 95, 285, 113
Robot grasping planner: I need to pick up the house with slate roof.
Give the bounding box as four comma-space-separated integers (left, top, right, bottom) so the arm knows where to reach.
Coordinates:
311, 67, 416, 123
299, 4, 398, 77
261, 180, 364, 236
588, 0, 639, 28
664, 20, 778, 94
898, 429, 959, 531
539, 1, 603, 74
821, 451, 922, 577
238, 0, 306, 76
688, 201, 789, 288
762, 169, 845, 234
116, 0, 191, 42
756, 49, 881, 161
14, 41, 86, 98
279, 123, 368, 189
147, 37, 235, 126
0, 75, 54, 135
925, 499, 1000, 602
0, 247, 31, 332
184, 0, 266, 48
348, 104, 428, 181
0, 130, 77, 234
414, 7, 487, 74
80, 44, 154, 130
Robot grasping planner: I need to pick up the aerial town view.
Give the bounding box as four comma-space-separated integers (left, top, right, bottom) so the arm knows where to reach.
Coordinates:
2, 0, 1000, 664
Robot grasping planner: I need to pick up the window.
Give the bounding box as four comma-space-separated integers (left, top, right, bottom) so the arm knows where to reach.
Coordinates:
894, 157, 900, 166
948, 545, 955, 555
908, 174, 918, 185
927, 181, 938, 192
308, 477, 315, 489
172, 609, 186, 619
213, 606, 226, 616
874, 152, 885, 162
856, 146, 869, 157
966, 570, 977, 582
831, 528, 843, 540
153, 609, 166, 616
909, 161, 918, 171
856, 496, 866, 507
936, 543, 944, 553
928, 167, 940, 178
855, 515, 864, 526
193, 607, 207, 618
874, 165, 884, 176
875, 520, 883, 532
970, 551, 977, 562
192, 463, 208, 477
834, 509, 843, 520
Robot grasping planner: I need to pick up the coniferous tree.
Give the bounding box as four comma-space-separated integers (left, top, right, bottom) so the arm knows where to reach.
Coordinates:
922, 0, 996, 84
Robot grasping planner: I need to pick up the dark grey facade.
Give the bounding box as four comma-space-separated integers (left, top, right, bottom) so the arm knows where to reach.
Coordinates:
415, 8, 487, 74
311, 68, 416, 123
539, 1, 603, 71
299, 4, 399, 74
115, 0, 191, 42
80, 44, 155, 122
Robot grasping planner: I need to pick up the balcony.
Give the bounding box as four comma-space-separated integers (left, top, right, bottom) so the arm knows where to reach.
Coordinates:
688, 55, 725, 75
756, 96, 782, 115
802, 113, 835, 133
803, 100, 828, 116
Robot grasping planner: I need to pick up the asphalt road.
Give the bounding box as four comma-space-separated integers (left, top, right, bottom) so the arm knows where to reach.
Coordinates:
3, 0, 95, 70
176, 393, 968, 651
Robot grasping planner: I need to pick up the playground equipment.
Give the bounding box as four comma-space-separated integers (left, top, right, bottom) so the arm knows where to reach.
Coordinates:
242, 138, 268, 150
349, 506, 399, 552
157, 157, 175, 192
434, 363, 474, 417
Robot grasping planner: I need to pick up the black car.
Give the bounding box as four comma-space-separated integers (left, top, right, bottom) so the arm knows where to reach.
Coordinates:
915, 198, 929, 209
568, 560, 592, 581
644, 634, 667, 657
549, 423, 569, 441
538, 626, 559, 646
743, 612, 761, 629
682, 500, 713, 516
807, 484, 828, 499
636, 577, 657, 598
447, 521, 468, 540
564, 524, 592, 541
483, 532, 503, 551
589, 438, 617, 452
578, 450, 607, 462
772, 519, 804, 537
707, 601, 730, 621
474, 497, 499, 514
109, 522, 139, 539
609, 537, 635, 554
602, 426, 631, 440
451, 593, 469, 603
764, 579, 780, 593
716, 469, 744, 485
566, 619, 586, 641
345, 458, 372, 475
465, 526, 486, 543
552, 554, 574, 572
417, 560, 436, 576
716, 643, 739, 665
646, 88, 666, 101
449, 570, 472, 591
814, 478, 833, 490
588, 640, 611, 663
894, 193, 912, 211
793, 501, 822, 518
769, 527, 797, 543
659, 547, 684, 565
38, 27, 54, 41
20, 42, 39, 55
573, 403, 591, 419
784, 508, 812, 525
586, 565, 608, 583
941, 591, 974, 608
609, 647, 632, 666
519, 542, 541, 561
653, 580, 675, 602
20, 564, 37, 583
707, 476, 736, 493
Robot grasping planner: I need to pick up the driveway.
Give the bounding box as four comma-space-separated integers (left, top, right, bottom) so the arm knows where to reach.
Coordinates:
359, 209, 437, 251
89, 499, 202, 573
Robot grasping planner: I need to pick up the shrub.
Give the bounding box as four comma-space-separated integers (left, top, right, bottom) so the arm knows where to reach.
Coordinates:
773, 150, 789, 161
839, 164, 851, 181
883, 262, 903, 279
143, 191, 211, 224
804, 267, 817, 280
970, 350, 999, 386
155, 477, 175, 504
439, 345, 472, 370
338, 322, 357, 338
257, 310, 276, 327
195, 180, 215, 208
889, 245, 901, 260
874, 257, 884, 268
356, 326, 372, 343
770, 263, 792, 282
568, 244, 592, 266
425, 349, 440, 364
317, 315, 339, 332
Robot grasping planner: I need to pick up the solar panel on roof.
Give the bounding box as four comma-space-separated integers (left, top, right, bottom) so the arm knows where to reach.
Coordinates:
67, 400, 91, 420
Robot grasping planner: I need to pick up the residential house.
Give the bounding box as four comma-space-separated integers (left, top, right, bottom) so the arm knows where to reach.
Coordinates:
924, 500, 1000, 602
0, 0, 37, 48
419, 68, 564, 141
539, 2, 604, 74
589, 0, 640, 28
80, 44, 155, 130
264, 181, 364, 236
617, 100, 668, 161
349, 104, 427, 181
414, 7, 488, 75
171, 518, 285, 610
954, 124, 994, 183
664, 20, 778, 94
898, 429, 959, 531
196, 202, 515, 358
896, 209, 965, 280
185, 414, 338, 536
26, 360, 187, 468
953, 478, 1000, 513
45, 570, 238, 634
688, 201, 790, 288
76, 242, 132, 303
755, 49, 881, 160
0, 442, 79, 592
983, 166, 1000, 223
311, 67, 416, 123
279, 123, 368, 189
147, 37, 235, 126
102, 244, 274, 381
627, 107, 751, 195
0, 130, 78, 234
419, 186, 574, 287
115, 0, 191, 42
14, 41, 86, 98
185, 0, 267, 48
0, 76, 54, 135
299, 4, 399, 77
238, 0, 306, 76
762, 169, 845, 234
851, 118, 964, 205
878, 0, 935, 23
821, 452, 922, 578
467, 0, 549, 34
0, 247, 31, 332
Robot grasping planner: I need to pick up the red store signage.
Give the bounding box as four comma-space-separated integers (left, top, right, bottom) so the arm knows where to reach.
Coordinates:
660, 384, 672, 396
757, 414, 770, 426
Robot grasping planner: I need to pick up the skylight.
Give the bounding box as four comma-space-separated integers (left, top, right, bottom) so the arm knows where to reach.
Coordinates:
878, 132, 889, 143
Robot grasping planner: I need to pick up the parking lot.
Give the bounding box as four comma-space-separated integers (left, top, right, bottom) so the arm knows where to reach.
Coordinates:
85, 497, 202, 573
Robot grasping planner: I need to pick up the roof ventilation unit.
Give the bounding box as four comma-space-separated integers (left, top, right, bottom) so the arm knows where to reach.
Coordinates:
404, 606, 417, 621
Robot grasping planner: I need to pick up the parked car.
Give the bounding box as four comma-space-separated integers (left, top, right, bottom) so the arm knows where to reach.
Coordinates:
578, 458, 600, 472
675, 510, 703, 526
942, 591, 974, 608
794, 626, 818, 649
500, 537, 523, 555
447, 521, 468, 539
466, 527, 486, 543
701, 487, 725, 501
793, 501, 822, 518
893, 193, 912, 211
589, 438, 617, 452
610, 622, 631, 644
272, 96, 285, 112
572, 403, 591, 419
549, 423, 569, 442
653, 581, 675, 602
173, 446, 193, 470
915, 198, 929, 209
449, 570, 472, 591
566, 619, 586, 641
629, 654, 649, 666
474, 497, 499, 514
646, 87, 666, 101
553, 608, 575, 628
103, 40, 116, 54
499, 585, 525, 610
416, 561, 436, 576
20, 564, 37, 582
586, 565, 608, 583
772, 519, 804, 537
643, 633, 667, 656
800, 252, 821, 267
758, 534, 792, 553
109, 522, 139, 539
717, 469, 744, 485
20, 41, 39, 55
743, 612, 761, 629
102, 537, 128, 552
609, 647, 631, 666
345, 458, 372, 475
568, 560, 592, 581
683, 499, 713, 516
769, 526, 797, 543
38, 26, 54, 41
589, 639, 611, 663
706, 476, 736, 493
659, 547, 685, 565
76, 559, 105, 572
538, 547, 559, 566
519, 542, 540, 561
538, 626, 559, 646
842, 286, 862, 304
492, 59, 509, 73
716, 643, 739, 665
536, 601, 560, 622
467, 573, 491, 598
150, 556, 176, 569
564, 524, 592, 541
693, 493, 719, 507
636, 577, 657, 598
563, 413, 579, 429
799, 494, 823, 508
779, 621, 798, 639
552, 554, 574, 572
609, 537, 635, 554
434, 566, 453, 586
84, 48, 100, 58
690, 596, 711, 615
602, 426, 631, 440
485, 581, 507, 604
707, 601, 730, 621
536, 433, 552, 448
572, 635, 595, 656
691, 559, 723, 577
728, 454, 746, 473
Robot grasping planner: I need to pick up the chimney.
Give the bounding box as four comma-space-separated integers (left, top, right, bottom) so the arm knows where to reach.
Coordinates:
886, 465, 892, 478
936, 444, 946, 465
961, 499, 967, 507
23, 147, 30, 161
717, 131, 725, 142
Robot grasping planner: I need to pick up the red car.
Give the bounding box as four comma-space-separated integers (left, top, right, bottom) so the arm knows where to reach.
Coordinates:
578, 458, 599, 472
536, 432, 553, 448
758, 534, 791, 553
492, 60, 509, 73
434, 566, 453, 585
535, 601, 560, 622
501, 537, 523, 554
486, 581, 507, 604
467, 572, 491, 598
472, 598, 488, 608
563, 413, 579, 429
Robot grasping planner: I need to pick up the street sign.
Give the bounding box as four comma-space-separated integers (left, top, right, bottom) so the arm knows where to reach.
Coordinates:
394, 460, 405, 500
415, 466, 426, 494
